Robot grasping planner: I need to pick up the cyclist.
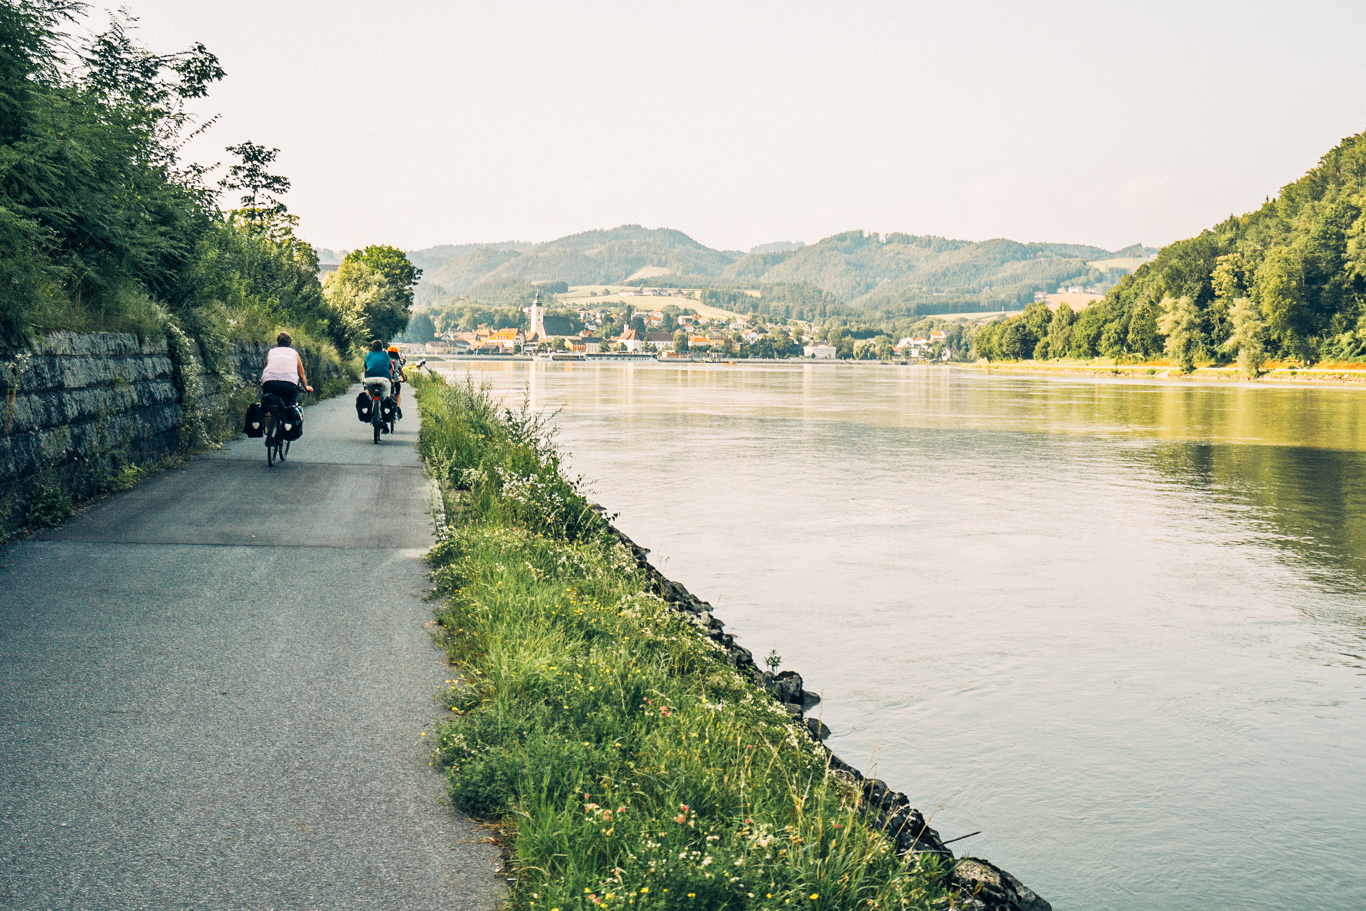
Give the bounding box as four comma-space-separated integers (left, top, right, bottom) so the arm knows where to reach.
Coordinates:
387, 345, 407, 419
362, 340, 393, 429
260, 331, 313, 406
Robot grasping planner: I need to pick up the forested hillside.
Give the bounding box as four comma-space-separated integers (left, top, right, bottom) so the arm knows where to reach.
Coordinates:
720, 232, 1138, 312
973, 130, 1366, 370
413, 224, 1148, 318
413, 225, 735, 295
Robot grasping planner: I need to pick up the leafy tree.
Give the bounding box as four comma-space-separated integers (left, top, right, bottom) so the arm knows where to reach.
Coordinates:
672, 330, 689, 353
347, 244, 421, 305
1254, 246, 1309, 361
1021, 301, 1053, 346
326, 246, 421, 342
1157, 295, 1203, 372
220, 141, 290, 219
1068, 302, 1110, 358
405, 311, 437, 343
1045, 304, 1076, 359
0, 4, 226, 340
1223, 296, 1266, 377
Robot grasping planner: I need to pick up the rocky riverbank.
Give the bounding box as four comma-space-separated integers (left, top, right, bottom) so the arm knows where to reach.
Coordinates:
603, 522, 1052, 911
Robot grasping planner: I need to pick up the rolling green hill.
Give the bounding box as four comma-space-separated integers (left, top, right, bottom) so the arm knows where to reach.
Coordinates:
412, 225, 736, 295
721, 232, 1139, 312
410, 225, 1151, 316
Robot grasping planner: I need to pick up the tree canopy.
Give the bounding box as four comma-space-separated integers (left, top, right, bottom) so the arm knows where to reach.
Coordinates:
324, 245, 421, 343
0, 1, 391, 366
970, 129, 1366, 370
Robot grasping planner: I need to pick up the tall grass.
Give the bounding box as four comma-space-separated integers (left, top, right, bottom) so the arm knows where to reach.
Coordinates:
414, 373, 953, 911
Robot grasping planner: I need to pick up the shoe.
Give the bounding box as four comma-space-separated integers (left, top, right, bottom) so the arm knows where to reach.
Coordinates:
396, 406, 403, 419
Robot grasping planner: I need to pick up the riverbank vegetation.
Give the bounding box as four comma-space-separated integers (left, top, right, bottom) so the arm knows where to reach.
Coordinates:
970, 130, 1366, 373
414, 372, 955, 910
0, 1, 415, 366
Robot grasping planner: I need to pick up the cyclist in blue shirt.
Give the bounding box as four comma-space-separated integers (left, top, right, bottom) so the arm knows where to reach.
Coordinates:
363, 339, 392, 402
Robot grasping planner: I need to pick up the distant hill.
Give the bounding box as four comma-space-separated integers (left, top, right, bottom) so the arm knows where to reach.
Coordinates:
410, 225, 1148, 315
720, 231, 1129, 312
413, 225, 738, 296
406, 241, 530, 280
749, 241, 806, 254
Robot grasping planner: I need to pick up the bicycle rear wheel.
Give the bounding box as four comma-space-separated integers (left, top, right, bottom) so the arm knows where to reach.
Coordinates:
373, 410, 381, 444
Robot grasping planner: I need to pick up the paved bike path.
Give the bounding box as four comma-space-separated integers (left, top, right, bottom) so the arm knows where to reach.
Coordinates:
0, 389, 502, 910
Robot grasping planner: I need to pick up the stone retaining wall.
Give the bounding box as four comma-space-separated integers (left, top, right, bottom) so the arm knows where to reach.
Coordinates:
0, 332, 344, 537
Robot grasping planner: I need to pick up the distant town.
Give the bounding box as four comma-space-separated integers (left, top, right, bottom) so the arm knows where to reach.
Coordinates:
404, 290, 962, 362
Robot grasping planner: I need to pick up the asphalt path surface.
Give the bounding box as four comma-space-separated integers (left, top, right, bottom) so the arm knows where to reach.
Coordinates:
0, 389, 502, 910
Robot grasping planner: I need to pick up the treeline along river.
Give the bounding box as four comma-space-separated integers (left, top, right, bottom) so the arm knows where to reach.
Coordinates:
435, 360, 1366, 911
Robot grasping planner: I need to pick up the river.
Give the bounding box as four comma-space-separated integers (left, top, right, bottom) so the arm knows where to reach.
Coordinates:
434, 360, 1366, 911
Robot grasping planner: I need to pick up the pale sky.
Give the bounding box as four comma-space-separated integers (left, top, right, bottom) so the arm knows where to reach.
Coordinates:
89, 1, 1366, 254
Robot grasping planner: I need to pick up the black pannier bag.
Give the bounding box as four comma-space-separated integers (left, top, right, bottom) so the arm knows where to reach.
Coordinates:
280, 405, 304, 441
381, 397, 396, 422
356, 391, 372, 423
244, 402, 266, 438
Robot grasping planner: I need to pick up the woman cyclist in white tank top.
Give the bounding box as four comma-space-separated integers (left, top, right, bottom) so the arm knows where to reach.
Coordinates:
260, 332, 313, 407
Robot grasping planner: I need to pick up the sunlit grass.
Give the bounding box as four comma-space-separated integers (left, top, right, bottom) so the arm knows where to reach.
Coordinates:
413, 373, 954, 910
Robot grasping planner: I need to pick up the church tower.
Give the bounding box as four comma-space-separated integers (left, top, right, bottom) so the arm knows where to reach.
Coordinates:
529, 290, 546, 340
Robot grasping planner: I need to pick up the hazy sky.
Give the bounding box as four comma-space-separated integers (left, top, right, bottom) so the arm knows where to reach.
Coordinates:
90, 1, 1366, 254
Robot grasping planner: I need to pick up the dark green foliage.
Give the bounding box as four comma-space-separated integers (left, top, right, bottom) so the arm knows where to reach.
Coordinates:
0, 3, 224, 342
324, 245, 421, 343
196, 212, 352, 353
220, 141, 290, 218
0, 2, 351, 361
973, 130, 1366, 365
26, 482, 73, 527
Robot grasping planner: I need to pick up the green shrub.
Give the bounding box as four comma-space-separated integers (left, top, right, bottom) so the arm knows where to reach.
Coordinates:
27, 483, 74, 527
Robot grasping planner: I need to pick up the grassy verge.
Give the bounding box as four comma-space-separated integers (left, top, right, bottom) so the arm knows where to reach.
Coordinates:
413, 373, 956, 911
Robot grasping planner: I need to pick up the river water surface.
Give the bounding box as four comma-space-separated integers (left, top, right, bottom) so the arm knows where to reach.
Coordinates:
437, 361, 1366, 911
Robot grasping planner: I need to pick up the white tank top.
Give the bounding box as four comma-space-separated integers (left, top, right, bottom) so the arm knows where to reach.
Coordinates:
261, 346, 301, 383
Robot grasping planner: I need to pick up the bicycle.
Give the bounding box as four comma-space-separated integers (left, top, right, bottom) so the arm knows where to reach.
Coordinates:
262, 394, 291, 466
365, 382, 396, 444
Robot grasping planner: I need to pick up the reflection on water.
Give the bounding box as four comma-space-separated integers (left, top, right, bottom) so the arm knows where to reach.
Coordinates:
440, 361, 1366, 911
1141, 442, 1366, 600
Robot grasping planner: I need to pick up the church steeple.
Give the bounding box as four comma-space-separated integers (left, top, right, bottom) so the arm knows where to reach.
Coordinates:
529, 290, 546, 340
